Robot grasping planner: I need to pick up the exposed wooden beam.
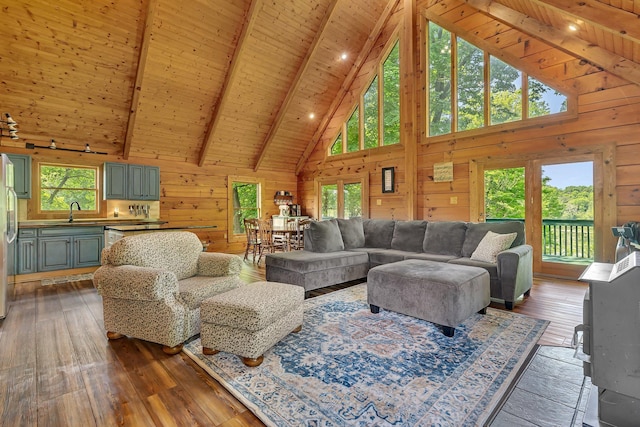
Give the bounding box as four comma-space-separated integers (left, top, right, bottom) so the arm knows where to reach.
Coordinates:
123, 0, 158, 160
402, 0, 418, 219
295, 0, 402, 175
197, 0, 261, 167
463, 0, 640, 86
253, 0, 341, 172
526, 0, 640, 45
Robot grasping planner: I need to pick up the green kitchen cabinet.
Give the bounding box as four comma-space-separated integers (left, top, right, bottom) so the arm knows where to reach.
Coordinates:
7, 154, 31, 199
17, 229, 37, 275
104, 162, 128, 200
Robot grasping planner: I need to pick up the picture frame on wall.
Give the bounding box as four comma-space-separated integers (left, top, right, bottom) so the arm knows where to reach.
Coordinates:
382, 167, 394, 193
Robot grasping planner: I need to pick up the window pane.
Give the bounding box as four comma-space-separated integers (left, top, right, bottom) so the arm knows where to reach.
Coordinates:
40, 165, 97, 211
383, 41, 400, 145
330, 133, 343, 155
528, 76, 567, 118
364, 76, 379, 149
457, 37, 484, 131
484, 167, 525, 220
232, 182, 259, 234
490, 57, 522, 125
343, 183, 362, 218
321, 184, 338, 219
346, 107, 359, 152
428, 22, 452, 136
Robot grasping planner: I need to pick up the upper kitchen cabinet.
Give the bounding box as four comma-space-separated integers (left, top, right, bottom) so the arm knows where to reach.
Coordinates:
104, 163, 160, 201
7, 154, 31, 199
104, 162, 128, 200
127, 164, 160, 201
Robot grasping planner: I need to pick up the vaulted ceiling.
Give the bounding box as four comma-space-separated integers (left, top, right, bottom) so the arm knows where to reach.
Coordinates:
1, 0, 639, 173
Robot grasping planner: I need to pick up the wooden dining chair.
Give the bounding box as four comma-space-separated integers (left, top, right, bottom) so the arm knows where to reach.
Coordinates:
289, 218, 311, 250
256, 219, 286, 264
243, 218, 261, 263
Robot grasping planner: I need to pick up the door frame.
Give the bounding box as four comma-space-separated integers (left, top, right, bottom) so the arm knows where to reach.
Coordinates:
470, 144, 617, 278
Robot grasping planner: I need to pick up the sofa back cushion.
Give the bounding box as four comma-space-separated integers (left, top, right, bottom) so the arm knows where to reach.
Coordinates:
423, 221, 467, 256
363, 219, 396, 248
106, 231, 201, 280
391, 220, 428, 252
461, 221, 525, 258
336, 217, 365, 249
305, 219, 345, 253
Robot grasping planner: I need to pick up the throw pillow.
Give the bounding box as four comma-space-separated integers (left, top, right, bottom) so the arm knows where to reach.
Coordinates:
336, 217, 365, 249
470, 231, 517, 263
390, 220, 428, 252
307, 219, 345, 253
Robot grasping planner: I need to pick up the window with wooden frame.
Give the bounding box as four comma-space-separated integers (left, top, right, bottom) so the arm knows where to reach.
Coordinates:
316, 174, 369, 220
37, 163, 99, 216
330, 39, 400, 156
227, 176, 263, 242
426, 21, 571, 138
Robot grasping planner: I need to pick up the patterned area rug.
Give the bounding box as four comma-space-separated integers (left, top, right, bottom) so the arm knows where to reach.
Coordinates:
184, 283, 548, 426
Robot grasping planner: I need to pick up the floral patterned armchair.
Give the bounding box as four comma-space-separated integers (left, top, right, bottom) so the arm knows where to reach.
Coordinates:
93, 231, 244, 354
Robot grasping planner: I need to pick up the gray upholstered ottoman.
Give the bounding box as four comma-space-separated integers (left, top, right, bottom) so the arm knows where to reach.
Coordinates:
367, 259, 490, 337
200, 281, 304, 366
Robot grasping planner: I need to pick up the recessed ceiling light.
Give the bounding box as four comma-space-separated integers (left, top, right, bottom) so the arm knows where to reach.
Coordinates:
568, 24, 578, 32
340, 52, 348, 61
309, 113, 315, 119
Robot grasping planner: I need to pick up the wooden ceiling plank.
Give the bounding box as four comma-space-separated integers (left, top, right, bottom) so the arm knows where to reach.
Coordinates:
528, 0, 640, 45
463, 0, 640, 86
197, 0, 261, 167
294, 0, 402, 175
123, 0, 157, 160
253, 0, 341, 172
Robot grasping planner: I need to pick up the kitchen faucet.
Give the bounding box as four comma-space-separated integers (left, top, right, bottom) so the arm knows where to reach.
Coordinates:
69, 201, 81, 222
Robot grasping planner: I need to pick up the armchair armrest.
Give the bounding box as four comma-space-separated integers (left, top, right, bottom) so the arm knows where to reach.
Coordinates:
496, 244, 533, 304
197, 252, 243, 277
93, 264, 178, 301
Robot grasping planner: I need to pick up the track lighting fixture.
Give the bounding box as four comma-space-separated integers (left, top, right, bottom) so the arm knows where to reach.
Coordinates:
0, 113, 19, 140
25, 139, 107, 155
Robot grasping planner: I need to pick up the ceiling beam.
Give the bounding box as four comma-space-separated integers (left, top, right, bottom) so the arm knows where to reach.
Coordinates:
253, 0, 341, 172
122, 0, 158, 160
197, 0, 261, 167
295, 0, 402, 175
463, 0, 640, 86
525, 0, 640, 45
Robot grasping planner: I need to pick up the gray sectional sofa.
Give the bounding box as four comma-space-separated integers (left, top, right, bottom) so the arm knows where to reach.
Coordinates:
265, 218, 533, 309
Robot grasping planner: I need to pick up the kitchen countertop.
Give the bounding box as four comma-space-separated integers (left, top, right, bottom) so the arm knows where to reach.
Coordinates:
19, 219, 167, 228
104, 224, 218, 232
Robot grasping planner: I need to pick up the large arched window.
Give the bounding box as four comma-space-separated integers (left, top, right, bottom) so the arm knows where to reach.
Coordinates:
330, 40, 400, 156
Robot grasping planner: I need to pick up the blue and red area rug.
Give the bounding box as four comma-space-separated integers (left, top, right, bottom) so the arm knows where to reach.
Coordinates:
184, 283, 548, 426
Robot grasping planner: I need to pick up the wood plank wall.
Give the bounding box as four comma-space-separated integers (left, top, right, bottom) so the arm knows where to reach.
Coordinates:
298, 0, 640, 264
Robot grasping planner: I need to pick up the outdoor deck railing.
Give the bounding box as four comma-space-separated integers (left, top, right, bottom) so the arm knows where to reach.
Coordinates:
487, 218, 595, 261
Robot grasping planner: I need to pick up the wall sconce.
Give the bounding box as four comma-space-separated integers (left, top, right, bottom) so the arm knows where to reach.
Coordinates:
0, 113, 19, 140
25, 139, 107, 155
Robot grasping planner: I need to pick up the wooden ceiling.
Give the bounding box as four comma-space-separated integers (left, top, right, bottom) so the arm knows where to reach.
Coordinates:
1, 0, 639, 173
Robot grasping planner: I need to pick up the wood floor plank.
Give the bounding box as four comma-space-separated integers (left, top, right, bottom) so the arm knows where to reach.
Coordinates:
36, 284, 64, 323
82, 363, 156, 427
161, 352, 249, 424
147, 384, 217, 427
64, 307, 118, 368
37, 389, 97, 427
0, 366, 36, 427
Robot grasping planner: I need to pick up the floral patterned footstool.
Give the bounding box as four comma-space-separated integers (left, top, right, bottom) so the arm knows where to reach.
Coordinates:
200, 281, 304, 366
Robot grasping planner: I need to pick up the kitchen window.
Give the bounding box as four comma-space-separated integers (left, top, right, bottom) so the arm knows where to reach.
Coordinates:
38, 163, 99, 214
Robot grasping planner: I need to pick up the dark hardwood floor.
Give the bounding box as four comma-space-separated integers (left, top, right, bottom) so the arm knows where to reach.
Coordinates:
0, 258, 587, 426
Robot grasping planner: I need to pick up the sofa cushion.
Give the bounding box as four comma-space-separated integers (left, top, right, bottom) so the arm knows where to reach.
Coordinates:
462, 221, 525, 258
265, 250, 368, 273
391, 220, 428, 252
306, 219, 345, 253
405, 252, 461, 263
336, 217, 365, 249
423, 221, 467, 256
363, 219, 396, 248
368, 249, 413, 266
448, 257, 499, 283
470, 231, 517, 263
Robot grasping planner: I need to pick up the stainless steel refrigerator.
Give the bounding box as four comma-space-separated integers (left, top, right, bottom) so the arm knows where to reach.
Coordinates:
1, 154, 18, 319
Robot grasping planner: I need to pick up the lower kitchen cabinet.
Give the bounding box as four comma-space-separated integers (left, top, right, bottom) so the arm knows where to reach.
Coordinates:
17, 230, 37, 275
18, 226, 104, 274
